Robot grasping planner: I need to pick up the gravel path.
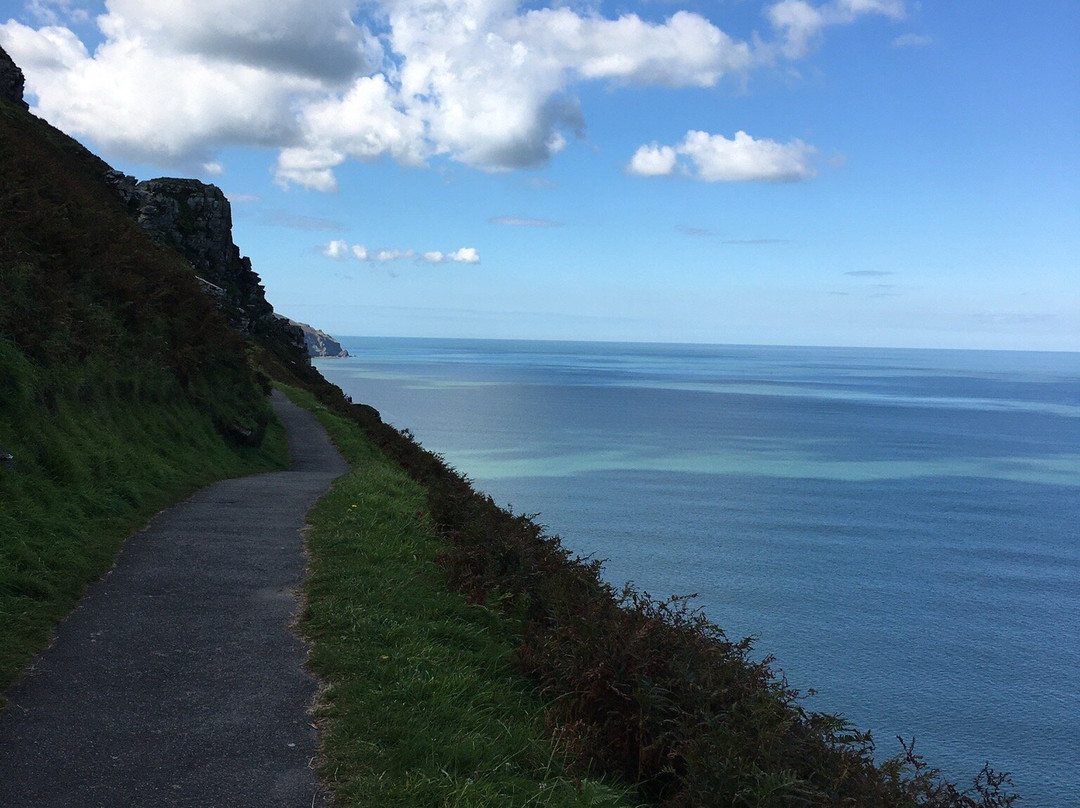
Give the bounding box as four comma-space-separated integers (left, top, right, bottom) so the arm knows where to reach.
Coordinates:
0, 391, 348, 807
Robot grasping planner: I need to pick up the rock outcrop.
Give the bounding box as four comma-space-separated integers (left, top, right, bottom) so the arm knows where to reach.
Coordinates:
103, 172, 316, 377
1, 46, 326, 385
277, 317, 350, 358
0, 44, 29, 111
106, 174, 274, 333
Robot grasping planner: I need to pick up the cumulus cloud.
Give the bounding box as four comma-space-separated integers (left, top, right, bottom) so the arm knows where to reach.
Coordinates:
765, 0, 905, 59
1, 17, 316, 166
322, 241, 479, 264
628, 130, 817, 182
502, 10, 753, 87
628, 143, 678, 177
1, 0, 898, 187
276, 74, 427, 189
424, 247, 481, 263
102, 0, 380, 82
322, 239, 350, 258
448, 247, 480, 263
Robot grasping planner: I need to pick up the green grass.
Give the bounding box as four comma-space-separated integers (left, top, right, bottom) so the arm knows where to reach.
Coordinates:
1, 95, 292, 697
284, 385, 639, 808
0, 355, 288, 697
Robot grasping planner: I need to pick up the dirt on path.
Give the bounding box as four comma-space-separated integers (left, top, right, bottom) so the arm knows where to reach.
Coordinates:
0, 391, 348, 807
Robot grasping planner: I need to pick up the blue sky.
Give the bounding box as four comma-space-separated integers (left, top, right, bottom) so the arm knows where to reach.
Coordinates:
3, 0, 1077, 350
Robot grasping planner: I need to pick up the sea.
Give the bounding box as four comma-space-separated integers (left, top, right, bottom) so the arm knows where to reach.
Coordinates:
314, 338, 1080, 807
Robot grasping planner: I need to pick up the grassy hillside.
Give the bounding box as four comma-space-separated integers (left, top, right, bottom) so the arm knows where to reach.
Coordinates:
0, 97, 287, 695
282, 384, 636, 807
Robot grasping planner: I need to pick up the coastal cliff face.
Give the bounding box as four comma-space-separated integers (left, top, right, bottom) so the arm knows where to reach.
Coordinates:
2, 43, 322, 376
106, 174, 273, 333
278, 317, 350, 358
0, 44, 28, 111
103, 173, 316, 377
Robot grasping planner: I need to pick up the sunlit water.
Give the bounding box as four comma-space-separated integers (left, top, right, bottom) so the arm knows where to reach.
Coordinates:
316, 338, 1080, 806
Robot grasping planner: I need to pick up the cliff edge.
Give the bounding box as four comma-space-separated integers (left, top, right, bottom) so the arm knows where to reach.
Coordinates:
278, 317, 350, 358
102, 173, 322, 381
0, 44, 28, 111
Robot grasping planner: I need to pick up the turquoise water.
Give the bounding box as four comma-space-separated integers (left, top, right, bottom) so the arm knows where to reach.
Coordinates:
316, 338, 1080, 806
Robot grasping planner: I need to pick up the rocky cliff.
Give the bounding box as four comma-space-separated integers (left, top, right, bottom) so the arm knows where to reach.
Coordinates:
103, 173, 317, 378
3, 45, 324, 381
0, 44, 29, 111
106, 175, 271, 332
278, 317, 350, 358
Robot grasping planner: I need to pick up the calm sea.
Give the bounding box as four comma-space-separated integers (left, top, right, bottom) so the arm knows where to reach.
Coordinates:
315, 338, 1080, 806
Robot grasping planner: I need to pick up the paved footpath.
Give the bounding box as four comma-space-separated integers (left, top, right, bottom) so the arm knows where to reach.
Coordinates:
0, 391, 349, 807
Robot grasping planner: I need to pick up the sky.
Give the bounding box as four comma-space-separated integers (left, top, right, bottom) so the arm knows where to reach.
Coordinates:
2, 0, 1078, 351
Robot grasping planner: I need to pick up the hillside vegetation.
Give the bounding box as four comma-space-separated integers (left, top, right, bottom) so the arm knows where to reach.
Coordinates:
0, 92, 287, 695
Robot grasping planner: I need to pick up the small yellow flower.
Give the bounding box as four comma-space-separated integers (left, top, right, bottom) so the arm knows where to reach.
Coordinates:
379, 655, 389, 661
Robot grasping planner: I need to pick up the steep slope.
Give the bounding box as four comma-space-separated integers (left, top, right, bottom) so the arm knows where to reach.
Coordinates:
0, 45, 287, 693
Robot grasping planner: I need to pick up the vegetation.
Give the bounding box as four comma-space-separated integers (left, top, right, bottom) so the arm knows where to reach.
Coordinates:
0, 98, 287, 696
266, 361, 1020, 808
285, 384, 637, 807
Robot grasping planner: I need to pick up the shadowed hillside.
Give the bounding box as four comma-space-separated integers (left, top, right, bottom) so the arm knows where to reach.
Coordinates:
0, 44, 289, 694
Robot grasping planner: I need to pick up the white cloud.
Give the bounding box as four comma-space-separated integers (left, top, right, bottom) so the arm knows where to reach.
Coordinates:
448, 247, 480, 263
273, 75, 427, 188
324, 241, 479, 263
628, 130, 818, 182
275, 146, 342, 193
503, 10, 753, 87
420, 248, 481, 263
323, 239, 350, 258
1, 18, 316, 166
101, 0, 381, 82
627, 143, 678, 176
374, 248, 415, 261
765, 0, 904, 58
2, 0, 893, 187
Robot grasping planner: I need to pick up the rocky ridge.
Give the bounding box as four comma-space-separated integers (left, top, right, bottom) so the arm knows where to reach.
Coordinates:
0, 44, 29, 111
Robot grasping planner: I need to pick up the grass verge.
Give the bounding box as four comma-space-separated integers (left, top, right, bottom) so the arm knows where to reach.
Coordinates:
284, 385, 639, 808
0, 370, 288, 699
